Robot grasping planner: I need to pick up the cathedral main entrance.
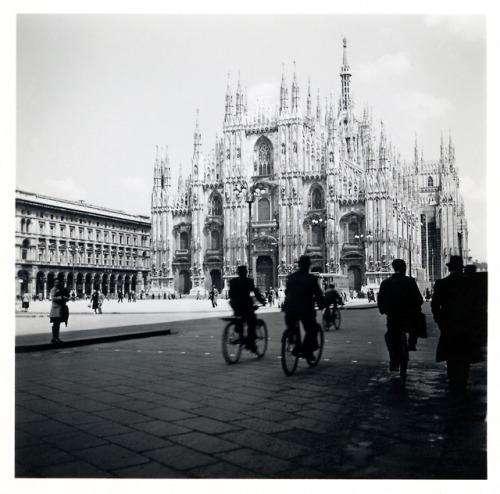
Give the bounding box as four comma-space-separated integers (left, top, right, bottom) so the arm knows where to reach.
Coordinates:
255, 256, 274, 292
210, 269, 222, 292
348, 265, 362, 291
179, 270, 192, 294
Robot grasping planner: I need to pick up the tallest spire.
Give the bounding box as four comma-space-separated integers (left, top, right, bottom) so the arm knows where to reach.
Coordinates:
340, 36, 352, 111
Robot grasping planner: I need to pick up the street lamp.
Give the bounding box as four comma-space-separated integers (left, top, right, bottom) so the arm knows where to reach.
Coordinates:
234, 182, 264, 278
311, 215, 327, 273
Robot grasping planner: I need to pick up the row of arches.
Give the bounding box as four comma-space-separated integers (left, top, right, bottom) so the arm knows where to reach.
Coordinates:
17, 270, 139, 299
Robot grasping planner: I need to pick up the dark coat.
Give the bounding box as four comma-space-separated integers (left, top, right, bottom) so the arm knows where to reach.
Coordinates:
229, 276, 265, 314
283, 269, 324, 314
377, 273, 423, 327
431, 272, 481, 363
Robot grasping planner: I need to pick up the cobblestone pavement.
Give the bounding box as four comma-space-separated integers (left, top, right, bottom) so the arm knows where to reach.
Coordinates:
15, 304, 487, 481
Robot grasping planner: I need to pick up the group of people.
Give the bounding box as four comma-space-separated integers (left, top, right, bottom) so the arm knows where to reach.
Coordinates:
228, 254, 485, 396
378, 255, 484, 395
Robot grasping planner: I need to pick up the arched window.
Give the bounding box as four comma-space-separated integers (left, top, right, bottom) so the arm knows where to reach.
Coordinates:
348, 222, 359, 243
209, 194, 222, 216
180, 232, 189, 250
255, 137, 273, 176
310, 186, 324, 210
427, 176, 434, 187
312, 225, 322, 246
22, 239, 29, 260
258, 198, 270, 221
211, 230, 220, 250
21, 218, 25, 233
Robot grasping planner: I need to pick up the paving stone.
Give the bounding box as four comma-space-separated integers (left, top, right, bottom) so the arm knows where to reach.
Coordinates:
144, 444, 217, 471
132, 419, 192, 437
112, 460, 188, 478
187, 461, 257, 478
106, 430, 174, 451
169, 431, 239, 454
71, 443, 150, 471
220, 428, 310, 459
94, 408, 151, 425
215, 447, 294, 476
174, 416, 241, 435
37, 460, 115, 478
43, 430, 108, 451
16, 444, 77, 469
139, 406, 198, 422
75, 419, 135, 437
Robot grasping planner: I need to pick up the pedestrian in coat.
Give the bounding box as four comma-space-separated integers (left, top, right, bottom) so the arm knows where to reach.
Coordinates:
97, 290, 105, 314
49, 279, 69, 344
90, 289, 100, 314
377, 259, 423, 371
431, 256, 483, 395
21, 292, 31, 312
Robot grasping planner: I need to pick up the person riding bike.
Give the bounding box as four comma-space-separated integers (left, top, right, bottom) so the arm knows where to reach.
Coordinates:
323, 284, 344, 322
228, 265, 266, 353
283, 255, 324, 362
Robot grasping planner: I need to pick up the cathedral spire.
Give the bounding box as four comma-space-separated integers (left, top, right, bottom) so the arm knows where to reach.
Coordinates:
340, 36, 352, 111
235, 71, 244, 120
193, 109, 202, 158
306, 77, 312, 118
224, 73, 233, 123
280, 64, 288, 115
316, 89, 322, 122
291, 61, 300, 114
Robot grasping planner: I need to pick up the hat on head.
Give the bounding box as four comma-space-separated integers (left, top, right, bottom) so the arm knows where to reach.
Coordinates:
446, 255, 464, 271
298, 255, 311, 268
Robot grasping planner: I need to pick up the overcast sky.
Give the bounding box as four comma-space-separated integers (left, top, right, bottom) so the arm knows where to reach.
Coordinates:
14, 12, 488, 261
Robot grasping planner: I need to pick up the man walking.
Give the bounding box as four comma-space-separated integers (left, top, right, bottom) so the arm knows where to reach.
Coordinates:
431, 256, 483, 395
377, 259, 423, 371
283, 255, 324, 361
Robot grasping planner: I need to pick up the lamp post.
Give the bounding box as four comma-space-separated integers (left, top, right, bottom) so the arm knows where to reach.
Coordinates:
354, 232, 373, 285
238, 183, 263, 279
311, 215, 327, 273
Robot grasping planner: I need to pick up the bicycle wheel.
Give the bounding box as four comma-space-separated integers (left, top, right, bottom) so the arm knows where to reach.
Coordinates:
222, 321, 243, 364
254, 319, 268, 358
399, 332, 409, 388
281, 328, 299, 376
333, 309, 341, 330
307, 323, 324, 367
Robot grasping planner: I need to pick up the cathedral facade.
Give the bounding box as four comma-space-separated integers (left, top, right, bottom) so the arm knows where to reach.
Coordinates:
150, 39, 469, 296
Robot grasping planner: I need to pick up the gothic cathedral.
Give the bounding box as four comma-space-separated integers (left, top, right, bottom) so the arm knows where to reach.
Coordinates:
150, 38, 469, 296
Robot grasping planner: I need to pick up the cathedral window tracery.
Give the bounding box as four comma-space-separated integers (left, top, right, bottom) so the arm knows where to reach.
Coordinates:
209, 193, 223, 216
309, 185, 325, 210
255, 137, 273, 176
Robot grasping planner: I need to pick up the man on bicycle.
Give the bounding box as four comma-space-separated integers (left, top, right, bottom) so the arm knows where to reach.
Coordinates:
283, 255, 324, 361
377, 259, 423, 371
323, 284, 344, 323
228, 265, 266, 353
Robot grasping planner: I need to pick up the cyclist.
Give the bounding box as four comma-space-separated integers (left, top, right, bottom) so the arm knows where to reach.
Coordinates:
377, 259, 423, 371
323, 284, 344, 324
228, 265, 266, 353
283, 255, 324, 361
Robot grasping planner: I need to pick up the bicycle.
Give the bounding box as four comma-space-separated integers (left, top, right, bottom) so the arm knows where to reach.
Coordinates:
281, 318, 324, 376
322, 304, 341, 331
221, 309, 268, 364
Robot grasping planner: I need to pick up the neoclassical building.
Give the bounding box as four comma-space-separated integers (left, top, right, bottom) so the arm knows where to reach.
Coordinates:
150, 38, 469, 295
15, 190, 151, 298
